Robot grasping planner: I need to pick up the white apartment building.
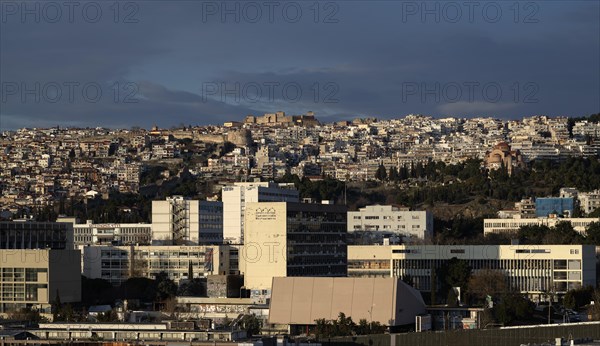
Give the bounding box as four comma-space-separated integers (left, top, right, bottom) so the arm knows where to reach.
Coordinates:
348, 245, 596, 301
578, 190, 600, 215
483, 217, 600, 235
222, 182, 299, 244
81, 244, 232, 286
347, 205, 433, 239
152, 197, 223, 245
73, 221, 152, 246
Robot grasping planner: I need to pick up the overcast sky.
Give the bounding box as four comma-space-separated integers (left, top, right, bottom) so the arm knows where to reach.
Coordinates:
1, 1, 598, 129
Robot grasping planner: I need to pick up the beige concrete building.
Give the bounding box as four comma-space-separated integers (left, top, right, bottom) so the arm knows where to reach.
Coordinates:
268, 277, 426, 330
222, 182, 299, 244
391, 244, 596, 300
349, 244, 597, 301
347, 245, 392, 278
0, 249, 81, 313
241, 202, 347, 300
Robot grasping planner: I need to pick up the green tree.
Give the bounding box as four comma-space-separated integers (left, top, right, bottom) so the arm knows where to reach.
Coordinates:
52, 290, 62, 321
542, 221, 584, 244
120, 277, 156, 301
8, 307, 48, 325
332, 312, 355, 336
588, 208, 600, 217
493, 293, 534, 325
156, 277, 178, 301
584, 222, 600, 244
375, 164, 387, 181
81, 276, 114, 306
468, 270, 508, 304
437, 258, 472, 302
177, 278, 205, 297
388, 167, 399, 182
562, 286, 594, 310
518, 225, 549, 244
239, 314, 262, 337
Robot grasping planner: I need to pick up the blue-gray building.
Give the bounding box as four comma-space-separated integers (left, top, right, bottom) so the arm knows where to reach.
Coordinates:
535, 197, 574, 217
199, 200, 223, 244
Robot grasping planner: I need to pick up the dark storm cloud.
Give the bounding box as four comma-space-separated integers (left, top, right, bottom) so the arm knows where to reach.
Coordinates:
1, 1, 598, 129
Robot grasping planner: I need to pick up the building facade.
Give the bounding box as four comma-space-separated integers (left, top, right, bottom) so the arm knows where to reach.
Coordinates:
535, 197, 575, 217
152, 197, 223, 245
483, 217, 600, 235
73, 221, 152, 246
485, 142, 524, 175
390, 245, 596, 301
81, 244, 231, 286
241, 202, 347, 300
268, 277, 426, 332
222, 182, 299, 244
347, 205, 433, 239
0, 248, 81, 313
347, 245, 392, 278
578, 190, 600, 215
0, 221, 73, 250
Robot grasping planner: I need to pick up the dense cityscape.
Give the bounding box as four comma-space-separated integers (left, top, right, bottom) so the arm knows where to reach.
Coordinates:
0, 112, 600, 345
2, 0, 600, 344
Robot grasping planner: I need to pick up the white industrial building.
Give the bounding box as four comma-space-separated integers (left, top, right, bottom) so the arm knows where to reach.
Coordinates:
347, 205, 433, 239
483, 216, 600, 235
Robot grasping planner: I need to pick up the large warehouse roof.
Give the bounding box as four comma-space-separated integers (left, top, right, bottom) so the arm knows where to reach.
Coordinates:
268, 277, 426, 326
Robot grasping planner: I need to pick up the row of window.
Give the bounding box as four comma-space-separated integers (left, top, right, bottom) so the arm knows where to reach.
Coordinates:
1, 268, 46, 282
352, 215, 422, 220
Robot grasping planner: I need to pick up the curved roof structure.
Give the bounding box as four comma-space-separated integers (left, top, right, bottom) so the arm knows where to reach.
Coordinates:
268, 277, 426, 326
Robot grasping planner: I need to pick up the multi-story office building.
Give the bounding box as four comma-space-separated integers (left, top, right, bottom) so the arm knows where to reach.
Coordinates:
241, 201, 347, 300
81, 245, 231, 286
348, 245, 596, 302
222, 182, 299, 244
390, 245, 596, 301
347, 205, 433, 239
0, 249, 81, 313
0, 221, 73, 249
483, 217, 600, 235
73, 220, 152, 246
0, 221, 80, 314
198, 201, 224, 244
535, 197, 575, 217
152, 197, 223, 245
